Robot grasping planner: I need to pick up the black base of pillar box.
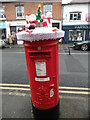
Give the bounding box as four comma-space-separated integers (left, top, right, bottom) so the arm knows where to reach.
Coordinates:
32, 100, 60, 120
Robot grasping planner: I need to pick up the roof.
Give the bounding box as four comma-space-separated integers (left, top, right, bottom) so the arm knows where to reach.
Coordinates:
62, 0, 90, 5
0, 0, 61, 3
70, 0, 90, 3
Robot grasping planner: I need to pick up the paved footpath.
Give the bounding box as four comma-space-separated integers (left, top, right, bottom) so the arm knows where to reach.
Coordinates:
1, 89, 89, 119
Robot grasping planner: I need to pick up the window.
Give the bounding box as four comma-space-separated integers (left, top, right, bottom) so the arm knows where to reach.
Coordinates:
16, 26, 25, 33
86, 13, 90, 21
44, 4, 52, 16
89, 30, 90, 40
0, 29, 6, 39
69, 30, 85, 41
70, 12, 81, 20
52, 23, 59, 29
0, 7, 6, 19
16, 5, 24, 19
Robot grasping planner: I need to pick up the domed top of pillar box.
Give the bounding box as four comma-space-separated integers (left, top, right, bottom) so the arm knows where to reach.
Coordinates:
17, 27, 65, 42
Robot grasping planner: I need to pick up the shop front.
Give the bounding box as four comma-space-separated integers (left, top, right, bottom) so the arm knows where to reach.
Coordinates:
62, 25, 90, 44
6, 21, 25, 44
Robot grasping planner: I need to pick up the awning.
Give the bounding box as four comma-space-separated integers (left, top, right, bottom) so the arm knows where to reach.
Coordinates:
0, 22, 6, 29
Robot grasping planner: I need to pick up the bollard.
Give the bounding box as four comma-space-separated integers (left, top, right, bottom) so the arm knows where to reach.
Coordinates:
68, 47, 71, 55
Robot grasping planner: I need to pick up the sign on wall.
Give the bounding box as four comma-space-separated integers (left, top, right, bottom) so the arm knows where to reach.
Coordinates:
0, 22, 6, 29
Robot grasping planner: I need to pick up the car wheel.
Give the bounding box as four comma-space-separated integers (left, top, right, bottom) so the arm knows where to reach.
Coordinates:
81, 44, 88, 51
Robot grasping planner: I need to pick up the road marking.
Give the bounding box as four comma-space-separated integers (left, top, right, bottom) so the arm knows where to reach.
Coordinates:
0, 87, 30, 91
0, 83, 30, 87
0, 83, 90, 91
59, 53, 89, 55
0, 86, 90, 95
59, 86, 90, 91
59, 90, 90, 95
0, 85, 90, 95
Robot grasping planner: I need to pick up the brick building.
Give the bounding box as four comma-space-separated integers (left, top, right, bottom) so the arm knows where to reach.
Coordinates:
0, 0, 62, 41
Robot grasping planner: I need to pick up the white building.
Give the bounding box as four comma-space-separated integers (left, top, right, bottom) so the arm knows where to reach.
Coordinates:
62, 0, 90, 43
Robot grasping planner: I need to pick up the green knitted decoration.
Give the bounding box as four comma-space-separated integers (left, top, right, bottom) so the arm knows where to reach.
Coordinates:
36, 4, 41, 22
27, 20, 29, 24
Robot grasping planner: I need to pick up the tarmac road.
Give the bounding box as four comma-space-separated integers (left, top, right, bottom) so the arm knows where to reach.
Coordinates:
1, 47, 89, 88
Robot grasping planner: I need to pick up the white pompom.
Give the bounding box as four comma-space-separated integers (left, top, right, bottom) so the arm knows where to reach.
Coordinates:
29, 14, 36, 22
46, 12, 52, 18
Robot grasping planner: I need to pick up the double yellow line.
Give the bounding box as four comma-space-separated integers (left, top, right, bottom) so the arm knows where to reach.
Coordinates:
0, 83, 90, 95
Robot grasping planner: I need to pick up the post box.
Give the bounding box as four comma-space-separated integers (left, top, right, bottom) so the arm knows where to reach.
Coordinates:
24, 39, 59, 110
17, 27, 64, 116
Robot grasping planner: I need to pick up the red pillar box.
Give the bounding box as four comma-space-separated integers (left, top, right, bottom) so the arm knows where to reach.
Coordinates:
17, 27, 64, 111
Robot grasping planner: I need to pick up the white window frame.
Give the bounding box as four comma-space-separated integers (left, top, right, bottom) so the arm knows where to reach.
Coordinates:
16, 5, 25, 19
0, 7, 6, 19
70, 12, 81, 21
43, 4, 52, 16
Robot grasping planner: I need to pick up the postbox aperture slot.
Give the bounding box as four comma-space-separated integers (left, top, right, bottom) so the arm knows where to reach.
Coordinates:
29, 51, 51, 57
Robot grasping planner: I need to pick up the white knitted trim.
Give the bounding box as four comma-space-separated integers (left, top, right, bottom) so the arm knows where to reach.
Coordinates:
17, 27, 65, 42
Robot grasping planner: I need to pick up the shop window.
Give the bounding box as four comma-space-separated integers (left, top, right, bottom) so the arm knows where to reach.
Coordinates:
52, 23, 59, 29
86, 13, 90, 21
10, 26, 16, 35
0, 29, 6, 39
70, 12, 81, 20
16, 26, 25, 32
44, 4, 52, 16
0, 7, 6, 19
89, 30, 90, 40
69, 30, 85, 41
16, 5, 25, 19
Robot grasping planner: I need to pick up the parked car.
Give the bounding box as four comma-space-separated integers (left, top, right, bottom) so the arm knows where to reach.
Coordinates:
0, 39, 6, 48
73, 41, 90, 51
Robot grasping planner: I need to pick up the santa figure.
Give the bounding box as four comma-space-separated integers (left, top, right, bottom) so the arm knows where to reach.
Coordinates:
26, 14, 38, 30
42, 12, 52, 27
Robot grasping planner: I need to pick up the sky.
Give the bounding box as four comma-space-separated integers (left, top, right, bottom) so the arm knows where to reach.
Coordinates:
0, 0, 72, 4
62, 0, 72, 4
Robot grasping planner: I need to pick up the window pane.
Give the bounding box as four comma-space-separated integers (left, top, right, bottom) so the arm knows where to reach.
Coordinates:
74, 14, 77, 17
74, 14, 77, 20
70, 14, 73, 20
78, 13, 81, 20
74, 17, 77, 20
0, 8, 6, 18
70, 12, 81, 20
89, 30, 90, 40
17, 13, 22, 16
19, 6, 21, 11
44, 4, 52, 16
16, 6, 24, 18
0, 9, 4, 13
69, 30, 84, 41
